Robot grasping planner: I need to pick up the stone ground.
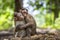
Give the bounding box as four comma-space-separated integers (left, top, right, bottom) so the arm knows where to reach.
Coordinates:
0, 29, 60, 40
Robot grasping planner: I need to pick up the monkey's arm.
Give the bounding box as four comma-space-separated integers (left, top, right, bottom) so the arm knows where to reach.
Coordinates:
22, 14, 35, 28
19, 22, 34, 29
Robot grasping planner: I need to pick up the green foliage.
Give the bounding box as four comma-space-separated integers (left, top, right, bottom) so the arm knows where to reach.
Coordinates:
0, 0, 14, 30
28, 0, 44, 10
0, 0, 60, 30
54, 18, 60, 29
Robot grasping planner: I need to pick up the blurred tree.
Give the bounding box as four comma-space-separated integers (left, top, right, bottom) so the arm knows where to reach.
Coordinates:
15, 0, 23, 12
47, 0, 60, 21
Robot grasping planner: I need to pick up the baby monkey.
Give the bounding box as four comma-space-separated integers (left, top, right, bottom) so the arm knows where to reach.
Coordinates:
14, 11, 26, 38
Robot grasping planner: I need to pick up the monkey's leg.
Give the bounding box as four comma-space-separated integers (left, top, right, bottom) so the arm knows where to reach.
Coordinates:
14, 32, 18, 38
26, 28, 32, 40
17, 30, 26, 37
26, 28, 32, 37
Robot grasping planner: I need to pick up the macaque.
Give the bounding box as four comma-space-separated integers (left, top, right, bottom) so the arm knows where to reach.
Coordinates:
14, 8, 36, 38
14, 11, 26, 38
19, 8, 36, 36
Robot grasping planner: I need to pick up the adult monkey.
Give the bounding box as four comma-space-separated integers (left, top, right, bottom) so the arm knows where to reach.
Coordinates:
19, 8, 36, 36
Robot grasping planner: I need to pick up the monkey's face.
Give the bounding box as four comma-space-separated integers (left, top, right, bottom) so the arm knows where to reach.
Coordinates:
21, 10, 28, 17
14, 12, 24, 21
17, 13, 24, 21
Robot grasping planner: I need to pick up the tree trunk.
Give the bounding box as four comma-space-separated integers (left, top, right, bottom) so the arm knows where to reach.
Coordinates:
54, 0, 59, 20
15, 0, 23, 12
48, 0, 59, 21
54, 9, 59, 20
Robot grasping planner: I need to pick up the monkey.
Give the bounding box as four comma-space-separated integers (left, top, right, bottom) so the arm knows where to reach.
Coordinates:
19, 8, 36, 37
13, 8, 36, 38
14, 11, 26, 38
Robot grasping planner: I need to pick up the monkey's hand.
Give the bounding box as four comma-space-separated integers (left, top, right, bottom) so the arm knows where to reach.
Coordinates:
19, 26, 25, 29
19, 23, 33, 29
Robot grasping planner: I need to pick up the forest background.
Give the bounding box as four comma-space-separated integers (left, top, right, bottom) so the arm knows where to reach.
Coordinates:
0, 0, 60, 30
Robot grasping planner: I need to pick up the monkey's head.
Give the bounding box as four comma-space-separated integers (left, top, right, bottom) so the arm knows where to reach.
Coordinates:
19, 8, 28, 17
14, 12, 24, 21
